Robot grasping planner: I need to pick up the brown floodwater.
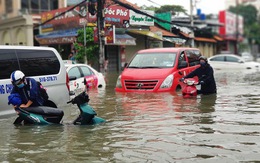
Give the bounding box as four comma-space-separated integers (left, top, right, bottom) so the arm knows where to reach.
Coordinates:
0, 70, 260, 162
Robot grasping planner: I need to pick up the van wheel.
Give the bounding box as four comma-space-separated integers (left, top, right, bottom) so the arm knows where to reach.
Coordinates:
175, 85, 182, 92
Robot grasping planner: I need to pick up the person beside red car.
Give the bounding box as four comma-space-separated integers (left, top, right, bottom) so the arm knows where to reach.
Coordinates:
180, 56, 217, 95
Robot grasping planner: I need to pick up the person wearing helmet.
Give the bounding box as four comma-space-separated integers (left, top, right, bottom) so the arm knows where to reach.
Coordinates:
180, 56, 217, 95
10, 70, 45, 108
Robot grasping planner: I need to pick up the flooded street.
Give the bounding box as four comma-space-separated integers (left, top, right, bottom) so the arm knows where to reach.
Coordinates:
0, 70, 260, 162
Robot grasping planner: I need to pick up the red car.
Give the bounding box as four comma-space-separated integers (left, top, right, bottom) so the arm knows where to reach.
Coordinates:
115, 47, 202, 92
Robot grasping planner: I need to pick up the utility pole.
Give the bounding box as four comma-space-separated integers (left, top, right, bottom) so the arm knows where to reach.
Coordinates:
235, 0, 239, 54
82, 19, 87, 64
97, 0, 105, 73
190, 0, 194, 47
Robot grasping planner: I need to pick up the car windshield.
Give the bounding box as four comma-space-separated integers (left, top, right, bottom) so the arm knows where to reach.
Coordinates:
128, 52, 177, 68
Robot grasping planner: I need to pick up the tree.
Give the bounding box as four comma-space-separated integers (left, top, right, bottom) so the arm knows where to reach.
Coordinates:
155, 5, 187, 15
229, 4, 260, 44
229, 4, 257, 27
140, 4, 187, 15
139, 5, 158, 11
246, 22, 260, 44
74, 27, 99, 64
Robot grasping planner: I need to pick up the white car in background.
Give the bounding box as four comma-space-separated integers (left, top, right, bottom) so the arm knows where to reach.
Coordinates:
241, 52, 253, 61
208, 54, 260, 71
65, 63, 106, 95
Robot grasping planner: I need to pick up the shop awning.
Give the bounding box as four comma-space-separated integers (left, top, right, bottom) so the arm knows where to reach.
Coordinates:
194, 37, 217, 43
214, 35, 224, 41
150, 26, 177, 37
35, 29, 78, 45
126, 29, 163, 41
163, 37, 186, 44
106, 33, 136, 46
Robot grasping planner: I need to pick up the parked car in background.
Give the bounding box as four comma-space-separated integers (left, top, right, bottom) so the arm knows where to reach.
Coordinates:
63, 60, 77, 64
65, 63, 106, 95
241, 52, 253, 61
208, 54, 260, 71
115, 47, 202, 92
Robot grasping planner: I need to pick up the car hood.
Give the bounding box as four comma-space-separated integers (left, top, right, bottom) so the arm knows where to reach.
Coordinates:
121, 68, 173, 80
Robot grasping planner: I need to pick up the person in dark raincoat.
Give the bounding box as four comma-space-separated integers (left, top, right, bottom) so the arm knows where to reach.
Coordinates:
180, 56, 217, 95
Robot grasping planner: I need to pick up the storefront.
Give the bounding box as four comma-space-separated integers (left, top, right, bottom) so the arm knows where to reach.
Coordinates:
36, 3, 162, 72
219, 10, 244, 54
35, 28, 78, 59
106, 32, 136, 72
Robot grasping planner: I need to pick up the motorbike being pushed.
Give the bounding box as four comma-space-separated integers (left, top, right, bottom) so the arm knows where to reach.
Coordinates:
10, 90, 106, 125
180, 78, 199, 98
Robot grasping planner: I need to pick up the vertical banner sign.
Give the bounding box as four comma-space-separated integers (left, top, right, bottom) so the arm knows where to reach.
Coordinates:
94, 27, 98, 43
105, 25, 115, 44
93, 25, 115, 44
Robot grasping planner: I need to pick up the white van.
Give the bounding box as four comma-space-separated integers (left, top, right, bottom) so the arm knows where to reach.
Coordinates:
0, 46, 70, 116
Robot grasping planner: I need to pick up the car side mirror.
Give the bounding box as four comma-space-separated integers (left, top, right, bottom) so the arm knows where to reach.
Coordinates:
238, 60, 244, 63
178, 61, 188, 69
69, 76, 77, 81
83, 78, 87, 85
122, 62, 128, 70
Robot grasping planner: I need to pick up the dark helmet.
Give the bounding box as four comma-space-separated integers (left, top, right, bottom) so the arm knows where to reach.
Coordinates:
199, 56, 208, 63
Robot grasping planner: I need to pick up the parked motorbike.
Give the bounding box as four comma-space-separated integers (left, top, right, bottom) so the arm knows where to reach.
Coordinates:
180, 78, 199, 98
13, 91, 106, 125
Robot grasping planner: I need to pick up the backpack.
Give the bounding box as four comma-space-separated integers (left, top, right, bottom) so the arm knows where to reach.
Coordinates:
26, 78, 49, 101
37, 81, 49, 101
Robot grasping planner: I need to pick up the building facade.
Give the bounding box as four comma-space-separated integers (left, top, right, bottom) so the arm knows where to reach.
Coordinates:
0, 0, 66, 46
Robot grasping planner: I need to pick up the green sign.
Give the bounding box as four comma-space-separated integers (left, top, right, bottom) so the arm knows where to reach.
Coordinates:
155, 12, 171, 31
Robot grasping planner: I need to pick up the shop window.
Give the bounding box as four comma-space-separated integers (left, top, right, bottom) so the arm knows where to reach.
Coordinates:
41, 0, 48, 12
21, 0, 29, 9
50, 0, 58, 10
5, 0, 13, 13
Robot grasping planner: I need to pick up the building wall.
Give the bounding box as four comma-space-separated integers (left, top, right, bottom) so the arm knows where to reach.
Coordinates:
0, 15, 34, 46
0, 0, 65, 46
0, 0, 65, 21
125, 34, 146, 63
59, 0, 67, 8
0, 0, 18, 19
196, 42, 216, 57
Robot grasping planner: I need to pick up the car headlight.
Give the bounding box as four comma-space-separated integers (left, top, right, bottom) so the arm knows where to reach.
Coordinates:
116, 75, 122, 88
160, 74, 173, 88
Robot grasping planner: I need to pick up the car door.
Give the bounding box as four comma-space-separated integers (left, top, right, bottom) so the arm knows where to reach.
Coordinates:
208, 55, 225, 70
67, 66, 84, 94
178, 50, 196, 76
225, 56, 243, 69
79, 65, 98, 89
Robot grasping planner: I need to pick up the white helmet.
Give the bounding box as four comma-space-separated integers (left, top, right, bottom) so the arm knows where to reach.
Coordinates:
10, 70, 25, 85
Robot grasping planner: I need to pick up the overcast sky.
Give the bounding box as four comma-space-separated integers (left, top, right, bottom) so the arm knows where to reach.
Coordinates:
129, 0, 226, 14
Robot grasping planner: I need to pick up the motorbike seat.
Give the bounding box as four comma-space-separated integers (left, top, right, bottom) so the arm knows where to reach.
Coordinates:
24, 106, 64, 117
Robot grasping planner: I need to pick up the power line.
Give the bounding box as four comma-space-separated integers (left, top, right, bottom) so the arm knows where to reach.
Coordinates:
147, 0, 161, 6
34, 0, 174, 29
33, 0, 88, 29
